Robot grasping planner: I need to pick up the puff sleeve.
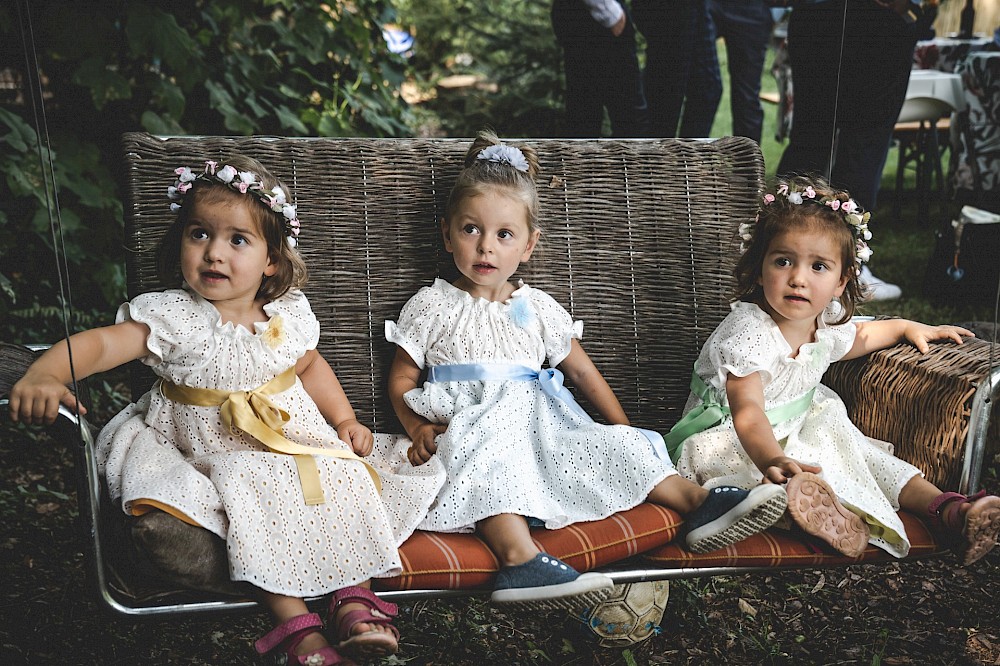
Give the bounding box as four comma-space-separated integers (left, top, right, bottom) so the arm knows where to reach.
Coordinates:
523, 286, 583, 368
385, 286, 448, 370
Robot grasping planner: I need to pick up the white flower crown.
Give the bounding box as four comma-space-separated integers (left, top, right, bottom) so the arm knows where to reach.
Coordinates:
167, 161, 301, 248
739, 182, 873, 267
477, 144, 529, 172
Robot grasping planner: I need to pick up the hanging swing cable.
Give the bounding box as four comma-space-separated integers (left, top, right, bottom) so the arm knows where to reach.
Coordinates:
16, 0, 85, 434
825, 0, 850, 183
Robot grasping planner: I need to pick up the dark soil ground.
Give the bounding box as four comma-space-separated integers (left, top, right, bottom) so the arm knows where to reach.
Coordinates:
2, 415, 999, 665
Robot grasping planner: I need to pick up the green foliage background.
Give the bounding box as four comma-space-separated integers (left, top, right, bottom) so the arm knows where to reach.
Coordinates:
2, 0, 995, 346
0, 0, 414, 344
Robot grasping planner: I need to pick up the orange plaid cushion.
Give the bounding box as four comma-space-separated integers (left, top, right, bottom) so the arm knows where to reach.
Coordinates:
644, 511, 947, 567
375, 507, 948, 592
374, 503, 681, 591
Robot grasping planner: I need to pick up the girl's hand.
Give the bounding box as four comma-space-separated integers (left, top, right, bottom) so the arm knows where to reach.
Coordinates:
9, 373, 87, 426
336, 419, 374, 456
761, 456, 822, 484
610, 12, 626, 37
902, 322, 973, 354
407, 422, 446, 466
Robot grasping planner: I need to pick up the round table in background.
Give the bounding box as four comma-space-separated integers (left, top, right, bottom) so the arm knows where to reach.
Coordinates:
913, 35, 994, 73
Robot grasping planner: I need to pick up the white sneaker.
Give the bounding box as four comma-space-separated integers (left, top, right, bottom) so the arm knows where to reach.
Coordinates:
859, 265, 902, 301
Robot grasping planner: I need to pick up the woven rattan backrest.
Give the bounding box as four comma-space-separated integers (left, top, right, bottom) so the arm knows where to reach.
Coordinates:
121, 133, 764, 433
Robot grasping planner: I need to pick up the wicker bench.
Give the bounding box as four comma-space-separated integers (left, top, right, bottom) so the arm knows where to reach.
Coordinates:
2, 132, 998, 617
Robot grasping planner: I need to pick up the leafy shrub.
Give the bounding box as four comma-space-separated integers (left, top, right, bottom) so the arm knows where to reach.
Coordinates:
0, 0, 411, 344
395, 0, 564, 138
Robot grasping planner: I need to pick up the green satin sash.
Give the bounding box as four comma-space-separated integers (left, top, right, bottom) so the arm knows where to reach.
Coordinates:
664, 370, 814, 463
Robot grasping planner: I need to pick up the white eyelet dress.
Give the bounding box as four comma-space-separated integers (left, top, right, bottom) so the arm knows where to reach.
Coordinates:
673, 301, 923, 558
384, 279, 675, 534
96, 288, 445, 597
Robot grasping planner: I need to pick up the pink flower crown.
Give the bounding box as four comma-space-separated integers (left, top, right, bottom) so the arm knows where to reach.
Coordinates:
167, 161, 301, 248
739, 182, 873, 267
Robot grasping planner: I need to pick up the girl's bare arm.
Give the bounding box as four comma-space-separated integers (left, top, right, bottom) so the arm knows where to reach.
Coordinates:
558, 339, 630, 426
727, 371, 820, 482
387, 348, 444, 465
296, 349, 373, 455
9, 320, 150, 425
843, 319, 972, 360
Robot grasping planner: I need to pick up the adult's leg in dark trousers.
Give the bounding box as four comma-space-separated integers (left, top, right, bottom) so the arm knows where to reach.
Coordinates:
552, 0, 648, 138
776, 1, 841, 180
829, 2, 917, 209
778, 0, 918, 208
633, 0, 696, 137
560, 42, 610, 137
712, 0, 773, 142
553, 0, 605, 137
604, 14, 650, 137
679, 0, 723, 138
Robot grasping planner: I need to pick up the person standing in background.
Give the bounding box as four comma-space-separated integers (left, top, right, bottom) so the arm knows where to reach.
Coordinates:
632, 0, 721, 138
704, 0, 774, 143
551, 0, 650, 137
775, 0, 929, 300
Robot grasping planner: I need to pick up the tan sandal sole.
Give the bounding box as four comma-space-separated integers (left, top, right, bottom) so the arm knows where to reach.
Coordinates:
786, 472, 869, 558
961, 495, 1000, 565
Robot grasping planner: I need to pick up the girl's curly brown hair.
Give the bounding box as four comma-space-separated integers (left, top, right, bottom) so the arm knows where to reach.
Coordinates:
156, 155, 308, 302
733, 175, 867, 324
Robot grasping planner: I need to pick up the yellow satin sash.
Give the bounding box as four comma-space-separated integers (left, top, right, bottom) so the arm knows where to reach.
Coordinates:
159, 366, 381, 505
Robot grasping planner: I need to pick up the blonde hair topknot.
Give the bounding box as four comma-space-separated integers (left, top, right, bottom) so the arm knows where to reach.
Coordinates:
446, 129, 542, 234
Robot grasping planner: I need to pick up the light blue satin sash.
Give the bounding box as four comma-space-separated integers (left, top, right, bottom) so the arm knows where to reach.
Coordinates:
426, 363, 670, 461
664, 370, 815, 463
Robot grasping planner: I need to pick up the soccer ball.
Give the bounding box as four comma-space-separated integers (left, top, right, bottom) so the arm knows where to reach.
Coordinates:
576, 581, 669, 647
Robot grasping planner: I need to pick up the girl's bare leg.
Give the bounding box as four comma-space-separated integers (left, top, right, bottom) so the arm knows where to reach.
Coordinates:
481, 513, 613, 612
898, 475, 945, 516
259, 592, 329, 655
645, 474, 709, 514
478, 513, 540, 566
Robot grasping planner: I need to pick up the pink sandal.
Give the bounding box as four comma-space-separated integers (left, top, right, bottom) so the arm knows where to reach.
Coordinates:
786, 472, 869, 558
928, 491, 1000, 565
255, 612, 353, 665
327, 586, 400, 659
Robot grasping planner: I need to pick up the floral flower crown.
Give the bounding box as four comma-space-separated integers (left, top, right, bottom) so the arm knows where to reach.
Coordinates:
476, 144, 529, 172
167, 161, 301, 248
739, 182, 873, 267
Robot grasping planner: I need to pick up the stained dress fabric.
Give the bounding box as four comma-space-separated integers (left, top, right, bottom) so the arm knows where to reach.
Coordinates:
96, 288, 445, 597
384, 279, 674, 534
674, 301, 922, 557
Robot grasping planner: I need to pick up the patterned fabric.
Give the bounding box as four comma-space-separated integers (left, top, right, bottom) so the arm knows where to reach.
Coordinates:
373, 506, 948, 591
97, 288, 445, 597
913, 37, 993, 73
952, 52, 1000, 200
375, 503, 681, 591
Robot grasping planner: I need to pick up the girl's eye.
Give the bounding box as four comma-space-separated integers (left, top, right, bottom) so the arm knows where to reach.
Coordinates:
462, 224, 479, 235
497, 229, 514, 240
774, 257, 791, 267
813, 262, 828, 272
232, 234, 249, 246
189, 228, 208, 241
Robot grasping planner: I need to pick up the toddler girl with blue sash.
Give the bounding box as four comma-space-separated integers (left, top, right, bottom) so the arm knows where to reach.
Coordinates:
385, 130, 790, 613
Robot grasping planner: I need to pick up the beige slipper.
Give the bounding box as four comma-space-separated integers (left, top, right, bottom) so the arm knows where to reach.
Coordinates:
786, 472, 869, 558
